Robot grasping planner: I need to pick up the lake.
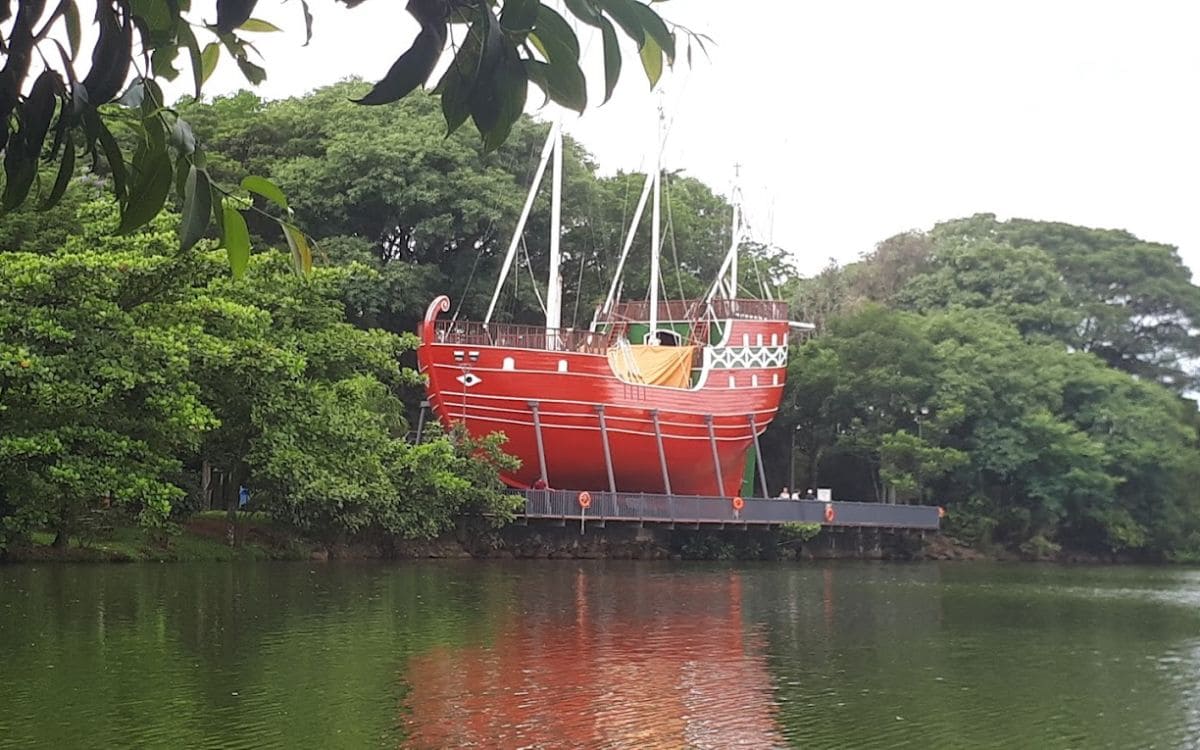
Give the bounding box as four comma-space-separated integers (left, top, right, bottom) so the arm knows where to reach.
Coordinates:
1, 561, 1198, 748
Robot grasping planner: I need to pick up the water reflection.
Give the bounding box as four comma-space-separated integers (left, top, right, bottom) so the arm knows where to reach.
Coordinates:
2, 562, 1199, 749
402, 567, 786, 749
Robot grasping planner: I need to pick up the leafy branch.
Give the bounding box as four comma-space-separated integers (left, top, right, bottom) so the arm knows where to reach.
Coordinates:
0, 0, 694, 276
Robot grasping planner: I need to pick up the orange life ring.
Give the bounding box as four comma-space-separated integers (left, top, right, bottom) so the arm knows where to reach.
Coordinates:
578, 491, 592, 509
824, 503, 836, 523
732, 496, 745, 511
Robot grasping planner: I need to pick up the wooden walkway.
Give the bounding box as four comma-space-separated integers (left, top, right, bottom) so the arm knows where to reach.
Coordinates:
515, 490, 942, 530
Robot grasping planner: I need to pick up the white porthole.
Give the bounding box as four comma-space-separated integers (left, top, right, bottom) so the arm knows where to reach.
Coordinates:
756, 334, 763, 346
742, 333, 750, 347
728, 375, 736, 388
773, 373, 779, 386
770, 333, 778, 346
557, 359, 568, 373
502, 357, 515, 371
752, 374, 759, 387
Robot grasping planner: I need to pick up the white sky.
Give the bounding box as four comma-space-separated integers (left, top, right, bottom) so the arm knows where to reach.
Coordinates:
197, 0, 1200, 279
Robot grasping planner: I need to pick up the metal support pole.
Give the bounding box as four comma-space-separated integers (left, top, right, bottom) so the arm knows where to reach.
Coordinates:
749, 414, 769, 498
415, 400, 429, 443
789, 427, 797, 493
705, 414, 724, 494
529, 401, 549, 485
595, 405, 617, 494
651, 409, 672, 495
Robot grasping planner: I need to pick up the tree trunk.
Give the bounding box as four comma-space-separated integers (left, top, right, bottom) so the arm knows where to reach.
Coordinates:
201, 460, 213, 512
51, 528, 68, 549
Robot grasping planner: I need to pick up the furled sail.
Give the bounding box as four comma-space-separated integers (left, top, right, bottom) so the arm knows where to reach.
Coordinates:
606, 344, 696, 389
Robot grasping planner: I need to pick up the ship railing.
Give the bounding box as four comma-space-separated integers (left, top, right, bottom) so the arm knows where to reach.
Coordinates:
600, 298, 789, 325
517, 490, 941, 529
433, 320, 611, 353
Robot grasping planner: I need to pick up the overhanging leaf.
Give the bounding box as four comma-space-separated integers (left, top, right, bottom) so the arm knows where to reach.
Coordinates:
355, 20, 446, 105
151, 44, 181, 81
200, 43, 220, 84
170, 116, 196, 155
220, 201, 251, 277
300, 0, 313, 45
65, 0, 81, 59
83, 109, 127, 201
179, 23, 205, 99
179, 165, 212, 251
2, 151, 37, 211
216, 0, 258, 33
477, 46, 527, 151
597, 0, 644, 49
282, 222, 313, 275
627, 1, 675, 62
564, 0, 602, 26
537, 49, 588, 112
118, 149, 172, 233
41, 132, 76, 209
499, 0, 538, 31
239, 17, 281, 32
532, 4, 580, 58
117, 78, 145, 108
235, 57, 266, 85
522, 60, 551, 108
599, 17, 621, 104
435, 25, 481, 135
241, 175, 289, 212
81, 0, 132, 105
639, 34, 663, 89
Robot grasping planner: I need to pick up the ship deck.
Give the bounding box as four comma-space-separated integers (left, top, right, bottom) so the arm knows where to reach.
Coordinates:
513, 490, 942, 530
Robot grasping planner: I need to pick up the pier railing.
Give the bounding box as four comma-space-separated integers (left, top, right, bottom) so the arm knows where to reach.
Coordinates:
517, 490, 941, 530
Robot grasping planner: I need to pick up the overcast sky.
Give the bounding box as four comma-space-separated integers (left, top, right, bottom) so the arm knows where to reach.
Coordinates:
201, 0, 1200, 279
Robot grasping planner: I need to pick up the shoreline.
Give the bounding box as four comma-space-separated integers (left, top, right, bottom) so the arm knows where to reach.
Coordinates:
0, 515, 1149, 565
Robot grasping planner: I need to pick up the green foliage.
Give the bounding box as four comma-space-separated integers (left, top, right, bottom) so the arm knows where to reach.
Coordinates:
179, 84, 753, 335
678, 533, 737, 560
931, 214, 1200, 391
0, 188, 517, 549
779, 522, 821, 543
0, 0, 691, 277
774, 212, 1200, 559
0, 202, 213, 546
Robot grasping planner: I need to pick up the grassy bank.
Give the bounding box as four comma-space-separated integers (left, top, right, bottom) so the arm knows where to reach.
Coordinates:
4, 513, 315, 563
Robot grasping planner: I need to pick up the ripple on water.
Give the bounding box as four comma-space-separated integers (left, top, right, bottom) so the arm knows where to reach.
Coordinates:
3, 562, 1200, 749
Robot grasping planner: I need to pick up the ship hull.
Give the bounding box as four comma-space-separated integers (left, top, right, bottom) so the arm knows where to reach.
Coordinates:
418, 296, 791, 497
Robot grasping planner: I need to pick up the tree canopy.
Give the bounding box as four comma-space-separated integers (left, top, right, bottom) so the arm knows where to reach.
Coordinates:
2, 79, 1197, 563
0, 0, 697, 276
774, 220, 1200, 560
0, 187, 519, 552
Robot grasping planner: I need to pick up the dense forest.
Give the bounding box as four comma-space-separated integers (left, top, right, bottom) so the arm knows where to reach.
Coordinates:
2, 80, 1198, 560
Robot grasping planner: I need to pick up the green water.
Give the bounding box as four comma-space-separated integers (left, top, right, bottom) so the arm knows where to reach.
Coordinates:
1, 562, 1197, 749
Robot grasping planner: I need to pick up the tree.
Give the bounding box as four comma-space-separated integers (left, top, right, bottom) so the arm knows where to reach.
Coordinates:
177, 83, 754, 335
897, 237, 1076, 340
0, 201, 216, 548
0, 186, 521, 550
933, 214, 1200, 390
0, 0, 695, 276
777, 298, 1200, 559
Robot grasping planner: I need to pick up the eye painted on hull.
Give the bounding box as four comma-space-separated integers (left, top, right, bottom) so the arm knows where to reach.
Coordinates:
456, 373, 483, 387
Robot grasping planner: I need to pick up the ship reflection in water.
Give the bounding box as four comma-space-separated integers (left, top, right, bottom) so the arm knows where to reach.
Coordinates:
401, 567, 786, 749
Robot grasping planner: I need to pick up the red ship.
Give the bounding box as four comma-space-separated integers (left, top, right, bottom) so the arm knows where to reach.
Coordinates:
418, 122, 806, 496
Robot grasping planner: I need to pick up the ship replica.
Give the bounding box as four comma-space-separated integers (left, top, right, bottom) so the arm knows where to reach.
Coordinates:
418, 121, 807, 497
